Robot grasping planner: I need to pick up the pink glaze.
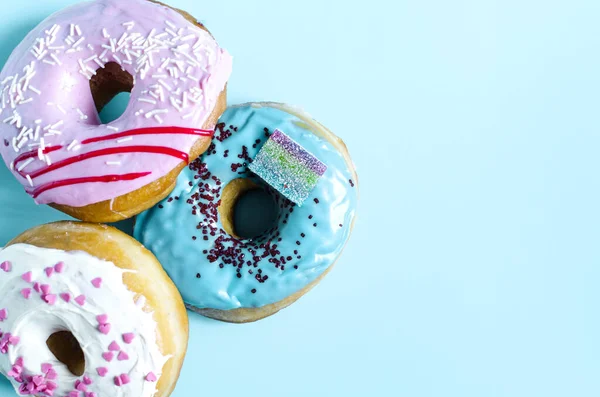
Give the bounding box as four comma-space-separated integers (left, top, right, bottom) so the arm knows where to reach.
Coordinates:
0, 0, 232, 207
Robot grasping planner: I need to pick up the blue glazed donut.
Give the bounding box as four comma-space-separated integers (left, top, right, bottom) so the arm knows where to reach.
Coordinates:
134, 103, 358, 322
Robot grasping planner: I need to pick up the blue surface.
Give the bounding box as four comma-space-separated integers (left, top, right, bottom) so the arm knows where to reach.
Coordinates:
0, 0, 598, 396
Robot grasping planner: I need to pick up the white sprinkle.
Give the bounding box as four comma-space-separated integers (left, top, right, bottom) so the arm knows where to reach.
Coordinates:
84, 55, 98, 63
50, 53, 62, 65
93, 58, 105, 68
182, 112, 194, 119
99, 49, 109, 59
85, 65, 97, 76
29, 86, 41, 95
160, 58, 171, 69
165, 28, 178, 38
87, 44, 94, 51
48, 46, 65, 50
181, 34, 195, 42
20, 98, 33, 104
66, 49, 76, 54
76, 108, 87, 119
113, 54, 122, 64
110, 38, 116, 52
47, 129, 62, 135
158, 79, 172, 91
106, 161, 121, 166
165, 20, 177, 29
106, 126, 119, 131
75, 25, 82, 36
57, 104, 66, 114
17, 157, 34, 172
102, 28, 110, 38
42, 60, 56, 66
187, 75, 199, 82
72, 145, 81, 152
69, 24, 75, 37
138, 98, 157, 104
26, 175, 33, 187
67, 140, 78, 151
45, 155, 52, 166
34, 119, 42, 124
116, 137, 133, 143
154, 115, 164, 124
51, 120, 64, 129
34, 125, 40, 140
79, 70, 92, 79
145, 109, 168, 118
36, 50, 48, 60
72, 37, 85, 48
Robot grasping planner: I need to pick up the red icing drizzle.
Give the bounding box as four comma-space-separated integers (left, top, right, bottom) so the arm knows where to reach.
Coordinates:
13, 126, 213, 198
27, 172, 152, 199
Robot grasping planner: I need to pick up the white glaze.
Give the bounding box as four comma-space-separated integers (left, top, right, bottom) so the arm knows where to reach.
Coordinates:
0, 244, 167, 397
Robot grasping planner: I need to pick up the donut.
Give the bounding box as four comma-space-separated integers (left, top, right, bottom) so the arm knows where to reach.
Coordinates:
0, 222, 188, 396
0, 0, 232, 222
134, 102, 358, 323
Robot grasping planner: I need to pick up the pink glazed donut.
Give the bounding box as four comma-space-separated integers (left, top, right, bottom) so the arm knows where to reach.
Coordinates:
0, 0, 232, 222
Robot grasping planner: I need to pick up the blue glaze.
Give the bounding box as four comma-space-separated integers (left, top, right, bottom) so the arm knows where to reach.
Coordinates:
134, 103, 358, 310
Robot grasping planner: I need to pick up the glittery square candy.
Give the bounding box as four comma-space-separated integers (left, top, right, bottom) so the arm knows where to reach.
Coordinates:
249, 129, 327, 206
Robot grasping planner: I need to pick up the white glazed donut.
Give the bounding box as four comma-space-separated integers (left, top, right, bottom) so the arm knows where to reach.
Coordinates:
0, 222, 188, 397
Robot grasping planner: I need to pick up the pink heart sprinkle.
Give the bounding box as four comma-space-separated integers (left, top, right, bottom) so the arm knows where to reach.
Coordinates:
20, 289, 31, 299
40, 284, 51, 295
46, 369, 57, 380
145, 372, 157, 382
113, 376, 122, 386
44, 267, 54, 277
75, 380, 87, 391
96, 367, 108, 377
54, 262, 65, 273
108, 341, 120, 351
74, 295, 86, 306
117, 351, 129, 361
98, 323, 111, 335
83, 375, 92, 385
87, 392, 97, 397
102, 352, 114, 362
9, 336, 19, 345
46, 381, 57, 391
42, 294, 57, 305
14, 357, 23, 367
120, 374, 130, 385
91, 277, 102, 288
0, 308, 7, 321
41, 363, 52, 373
60, 293, 71, 303
21, 272, 32, 283
0, 261, 11, 272
122, 333, 135, 344
96, 314, 108, 324
33, 282, 40, 293
68, 391, 79, 397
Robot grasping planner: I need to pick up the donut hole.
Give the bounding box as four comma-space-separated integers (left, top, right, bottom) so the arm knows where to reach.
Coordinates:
46, 331, 85, 376
89, 62, 133, 124
219, 178, 280, 240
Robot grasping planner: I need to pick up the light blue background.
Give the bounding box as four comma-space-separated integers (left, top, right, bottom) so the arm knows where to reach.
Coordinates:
0, 0, 599, 396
